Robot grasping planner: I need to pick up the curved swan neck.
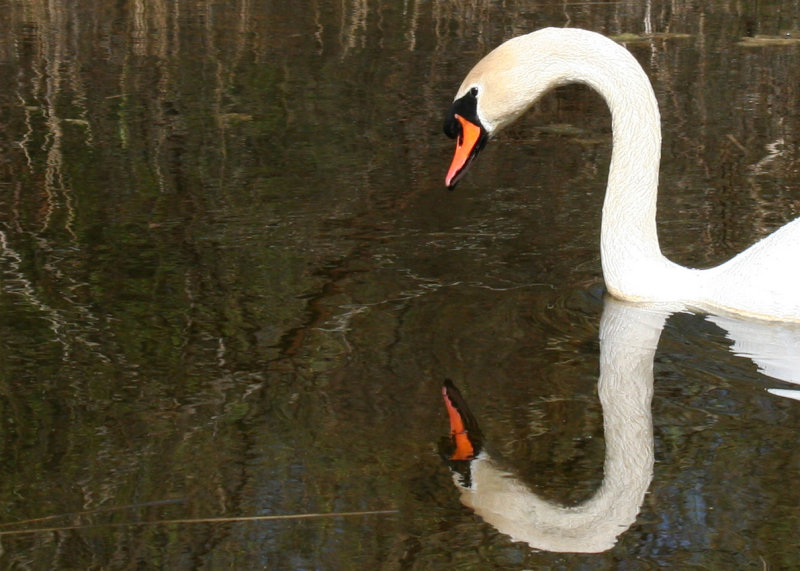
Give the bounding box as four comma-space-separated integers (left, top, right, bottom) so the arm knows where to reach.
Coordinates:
586, 38, 674, 296
530, 30, 668, 292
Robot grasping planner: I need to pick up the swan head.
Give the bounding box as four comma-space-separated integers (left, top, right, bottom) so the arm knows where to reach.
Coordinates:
444, 30, 564, 188
443, 87, 489, 189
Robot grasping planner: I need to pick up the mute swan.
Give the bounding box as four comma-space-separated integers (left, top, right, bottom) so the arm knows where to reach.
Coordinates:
443, 27, 800, 322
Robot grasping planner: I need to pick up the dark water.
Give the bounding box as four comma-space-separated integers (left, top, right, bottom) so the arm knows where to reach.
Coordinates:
0, 0, 799, 568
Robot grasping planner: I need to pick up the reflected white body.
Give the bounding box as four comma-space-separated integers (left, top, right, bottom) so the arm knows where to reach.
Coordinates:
454, 28, 800, 321
451, 299, 800, 552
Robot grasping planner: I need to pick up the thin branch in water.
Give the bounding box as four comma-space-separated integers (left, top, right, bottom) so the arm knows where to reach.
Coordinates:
0, 498, 188, 529
0, 509, 399, 537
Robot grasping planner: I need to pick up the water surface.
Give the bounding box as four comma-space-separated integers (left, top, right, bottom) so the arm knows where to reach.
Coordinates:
0, 0, 799, 568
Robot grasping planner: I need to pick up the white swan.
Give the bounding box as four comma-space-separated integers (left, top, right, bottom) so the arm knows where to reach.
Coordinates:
443, 27, 800, 322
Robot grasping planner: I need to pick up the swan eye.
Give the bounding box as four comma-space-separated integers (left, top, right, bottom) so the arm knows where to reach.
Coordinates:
469, 87, 478, 97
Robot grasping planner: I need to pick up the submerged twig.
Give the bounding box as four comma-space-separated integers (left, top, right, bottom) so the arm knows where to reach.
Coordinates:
0, 498, 188, 529
0, 509, 399, 537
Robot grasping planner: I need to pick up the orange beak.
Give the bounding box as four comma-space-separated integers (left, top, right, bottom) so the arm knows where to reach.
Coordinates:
445, 114, 485, 189
442, 381, 481, 461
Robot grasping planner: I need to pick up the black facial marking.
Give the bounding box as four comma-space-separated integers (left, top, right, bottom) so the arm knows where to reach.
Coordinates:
443, 87, 481, 139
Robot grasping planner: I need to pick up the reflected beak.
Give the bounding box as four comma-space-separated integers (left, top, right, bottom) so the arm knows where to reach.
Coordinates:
445, 114, 487, 189
442, 380, 482, 461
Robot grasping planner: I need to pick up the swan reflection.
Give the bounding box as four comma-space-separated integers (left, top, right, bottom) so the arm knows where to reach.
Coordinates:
440, 297, 800, 553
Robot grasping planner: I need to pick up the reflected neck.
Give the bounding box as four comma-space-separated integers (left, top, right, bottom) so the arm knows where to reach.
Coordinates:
453, 300, 665, 553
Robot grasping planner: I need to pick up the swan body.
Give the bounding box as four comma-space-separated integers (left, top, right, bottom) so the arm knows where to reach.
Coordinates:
443, 27, 800, 322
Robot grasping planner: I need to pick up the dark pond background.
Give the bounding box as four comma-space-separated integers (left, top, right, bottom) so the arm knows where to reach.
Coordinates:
1, 0, 800, 568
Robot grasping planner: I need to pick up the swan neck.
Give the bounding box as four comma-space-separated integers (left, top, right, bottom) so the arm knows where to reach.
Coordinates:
578, 42, 667, 283
516, 30, 674, 298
